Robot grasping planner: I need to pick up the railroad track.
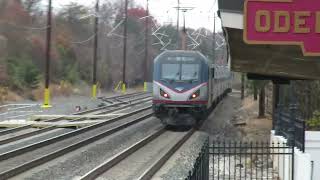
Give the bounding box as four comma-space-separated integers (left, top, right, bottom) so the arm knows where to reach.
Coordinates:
0, 92, 149, 135
0, 106, 154, 179
98, 91, 147, 104
0, 99, 152, 152
0, 93, 151, 145
0, 91, 197, 180
80, 128, 195, 180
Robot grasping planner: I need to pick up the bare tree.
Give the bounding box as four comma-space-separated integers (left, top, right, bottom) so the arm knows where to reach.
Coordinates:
22, 0, 41, 14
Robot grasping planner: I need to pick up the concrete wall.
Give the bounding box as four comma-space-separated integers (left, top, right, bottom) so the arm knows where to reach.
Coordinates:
305, 131, 320, 180
271, 131, 312, 180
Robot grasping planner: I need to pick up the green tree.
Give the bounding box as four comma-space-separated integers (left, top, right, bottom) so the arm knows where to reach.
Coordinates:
7, 55, 40, 89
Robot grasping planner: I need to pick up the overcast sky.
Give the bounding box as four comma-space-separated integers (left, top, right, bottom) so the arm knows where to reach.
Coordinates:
49, 0, 221, 30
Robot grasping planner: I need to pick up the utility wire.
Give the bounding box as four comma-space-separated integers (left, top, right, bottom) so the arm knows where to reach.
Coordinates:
71, 34, 96, 44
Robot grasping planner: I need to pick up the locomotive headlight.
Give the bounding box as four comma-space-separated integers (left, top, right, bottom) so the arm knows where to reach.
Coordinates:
160, 89, 170, 99
190, 90, 200, 100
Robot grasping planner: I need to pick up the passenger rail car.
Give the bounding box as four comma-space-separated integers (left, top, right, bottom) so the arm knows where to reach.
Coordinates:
152, 50, 232, 126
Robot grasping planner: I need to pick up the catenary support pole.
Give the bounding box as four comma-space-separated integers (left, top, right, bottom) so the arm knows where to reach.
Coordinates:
42, 0, 52, 108
122, 0, 128, 94
92, 0, 99, 98
181, 10, 187, 50
143, 0, 149, 92
213, 13, 216, 64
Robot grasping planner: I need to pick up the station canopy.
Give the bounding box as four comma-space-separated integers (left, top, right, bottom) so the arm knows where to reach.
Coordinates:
218, 0, 320, 80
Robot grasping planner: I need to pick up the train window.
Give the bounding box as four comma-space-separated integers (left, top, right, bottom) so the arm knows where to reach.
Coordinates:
160, 63, 200, 82
181, 64, 200, 81
161, 64, 180, 80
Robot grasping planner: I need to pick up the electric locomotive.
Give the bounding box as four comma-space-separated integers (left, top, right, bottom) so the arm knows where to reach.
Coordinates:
152, 50, 231, 126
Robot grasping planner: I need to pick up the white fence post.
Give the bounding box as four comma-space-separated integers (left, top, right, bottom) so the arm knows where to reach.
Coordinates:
271, 130, 313, 180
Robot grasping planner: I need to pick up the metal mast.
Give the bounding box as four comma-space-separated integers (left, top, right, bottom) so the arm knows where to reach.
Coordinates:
143, 0, 149, 92
92, 0, 99, 98
122, 0, 128, 93
42, 0, 52, 108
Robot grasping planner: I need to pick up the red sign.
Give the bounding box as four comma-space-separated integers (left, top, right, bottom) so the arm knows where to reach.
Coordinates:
244, 0, 320, 56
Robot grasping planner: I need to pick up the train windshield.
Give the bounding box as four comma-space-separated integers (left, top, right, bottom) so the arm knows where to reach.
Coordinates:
160, 56, 200, 83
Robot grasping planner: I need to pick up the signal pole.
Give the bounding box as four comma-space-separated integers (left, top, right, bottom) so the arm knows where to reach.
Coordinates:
143, 0, 149, 92
213, 13, 216, 64
181, 10, 186, 50
122, 0, 128, 94
92, 0, 99, 98
42, 0, 52, 108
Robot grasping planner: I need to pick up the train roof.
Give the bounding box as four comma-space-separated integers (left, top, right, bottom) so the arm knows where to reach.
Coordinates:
154, 50, 210, 64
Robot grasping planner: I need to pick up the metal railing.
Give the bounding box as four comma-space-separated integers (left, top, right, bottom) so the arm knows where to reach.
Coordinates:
185, 139, 209, 180
274, 106, 306, 152
186, 141, 295, 180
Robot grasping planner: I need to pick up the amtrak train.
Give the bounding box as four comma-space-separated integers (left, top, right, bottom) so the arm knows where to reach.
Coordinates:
152, 50, 232, 126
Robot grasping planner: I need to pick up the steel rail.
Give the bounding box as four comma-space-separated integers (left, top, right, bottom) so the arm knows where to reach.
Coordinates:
0, 127, 56, 146
0, 126, 30, 136
47, 94, 151, 122
137, 129, 195, 180
0, 92, 148, 136
113, 92, 149, 101
81, 129, 194, 180
98, 91, 147, 101
0, 94, 151, 137
0, 106, 152, 162
0, 96, 151, 146
61, 96, 152, 122
0, 112, 154, 179
80, 128, 166, 180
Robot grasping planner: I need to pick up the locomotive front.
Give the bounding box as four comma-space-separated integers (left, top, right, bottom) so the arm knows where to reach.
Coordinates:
152, 51, 209, 126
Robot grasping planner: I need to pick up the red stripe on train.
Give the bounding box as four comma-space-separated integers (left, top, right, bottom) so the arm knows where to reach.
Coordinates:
154, 81, 208, 94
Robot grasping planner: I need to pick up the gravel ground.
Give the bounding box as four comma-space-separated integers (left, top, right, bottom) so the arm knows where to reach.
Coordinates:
0, 96, 104, 121
0, 100, 151, 154
0, 109, 153, 173
210, 154, 277, 179
152, 131, 208, 180
12, 117, 163, 180
0, 89, 140, 121
199, 91, 244, 141
200, 91, 272, 142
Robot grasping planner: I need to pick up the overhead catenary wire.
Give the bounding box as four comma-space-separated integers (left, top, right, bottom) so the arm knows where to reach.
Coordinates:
71, 34, 96, 44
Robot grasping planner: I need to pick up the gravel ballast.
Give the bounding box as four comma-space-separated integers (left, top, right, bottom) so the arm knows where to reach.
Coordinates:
12, 117, 163, 180
152, 131, 208, 180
